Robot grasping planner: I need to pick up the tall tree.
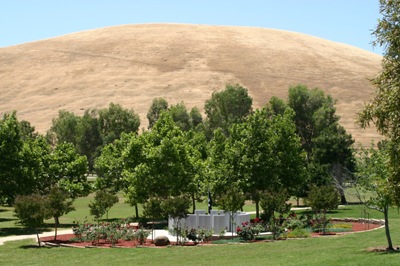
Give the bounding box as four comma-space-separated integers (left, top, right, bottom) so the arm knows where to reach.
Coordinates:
47, 187, 75, 240
76, 109, 102, 171
356, 141, 396, 250
147, 97, 168, 129
98, 103, 140, 144
358, 0, 400, 205
49, 143, 90, 198
228, 107, 306, 218
124, 113, 197, 214
47, 110, 80, 146
204, 84, 253, 136
288, 85, 355, 202
168, 102, 192, 131
0, 112, 25, 204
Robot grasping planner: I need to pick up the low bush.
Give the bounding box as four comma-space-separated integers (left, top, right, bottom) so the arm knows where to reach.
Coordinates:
286, 228, 310, 238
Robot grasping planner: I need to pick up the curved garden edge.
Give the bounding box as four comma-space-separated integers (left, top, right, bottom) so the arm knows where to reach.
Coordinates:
39, 218, 386, 248
330, 218, 385, 235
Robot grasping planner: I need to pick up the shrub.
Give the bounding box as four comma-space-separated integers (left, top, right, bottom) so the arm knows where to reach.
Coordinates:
236, 221, 264, 242
287, 228, 310, 238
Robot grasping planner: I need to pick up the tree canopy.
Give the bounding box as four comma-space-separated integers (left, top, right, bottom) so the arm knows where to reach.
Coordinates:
358, 0, 400, 204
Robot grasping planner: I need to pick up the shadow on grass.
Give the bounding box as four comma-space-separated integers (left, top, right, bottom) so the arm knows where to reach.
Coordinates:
0, 223, 78, 237
19, 245, 52, 249
0, 217, 17, 223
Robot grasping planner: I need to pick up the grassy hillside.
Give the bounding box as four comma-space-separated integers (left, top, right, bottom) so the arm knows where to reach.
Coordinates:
0, 24, 382, 145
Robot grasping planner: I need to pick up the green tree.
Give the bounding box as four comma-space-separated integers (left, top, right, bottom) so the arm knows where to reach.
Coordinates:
76, 109, 102, 171
14, 194, 51, 246
305, 185, 340, 234
288, 85, 355, 202
47, 110, 80, 146
358, 0, 400, 205
94, 133, 135, 193
0, 112, 25, 204
47, 187, 75, 240
189, 107, 203, 128
161, 196, 191, 244
147, 97, 168, 129
260, 189, 291, 239
89, 189, 119, 222
356, 141, 395, 250
204, 84, 252, 136
218, 186, 245, 236
98, 103, 140, 144
228, 107, 306, 218
168, 102, 192, 131
49, 143, 90, 198
124, 113, 197, 214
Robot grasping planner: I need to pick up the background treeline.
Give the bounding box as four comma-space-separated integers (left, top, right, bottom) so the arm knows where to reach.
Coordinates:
0, 83, 354, 221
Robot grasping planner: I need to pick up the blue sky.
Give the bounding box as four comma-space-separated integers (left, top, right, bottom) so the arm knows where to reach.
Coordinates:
1, 0, 383, 54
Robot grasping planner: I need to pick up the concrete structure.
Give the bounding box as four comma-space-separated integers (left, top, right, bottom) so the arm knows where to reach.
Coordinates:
168, 210, 250, 233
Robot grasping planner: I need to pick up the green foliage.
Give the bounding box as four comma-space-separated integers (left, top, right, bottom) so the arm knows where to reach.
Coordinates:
98, 103, 140, 145
124, 113, 197, 207
47, 110, 80, 145
13, 194, 51, 246
306, 185, 340, 213
72, 220, 150, 246
94, 133, 134, 192
189, 106, 203, 128
287, 85, 355, 199
359, 0, 400, 207
161, 196, 191, 220
356, 141, 395, 250
147, 97, 168, 129
356, 142, 395, 212
142, 197, 164, 220
168, 102, 192, 131
89, 190, 119, 222
204, 83, 253, 136
47, 186, 75, 240
0, 112, 25, 204
49, 143, 90, 198
286, 228, 310, 238
260, 189, 291, 223
235, 221, 264, 242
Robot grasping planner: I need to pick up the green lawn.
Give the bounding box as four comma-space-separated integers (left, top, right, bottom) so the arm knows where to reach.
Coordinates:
1, 196, 400, 265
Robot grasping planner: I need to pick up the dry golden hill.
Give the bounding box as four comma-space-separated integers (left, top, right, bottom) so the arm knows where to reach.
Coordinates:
0, 24, 382, 145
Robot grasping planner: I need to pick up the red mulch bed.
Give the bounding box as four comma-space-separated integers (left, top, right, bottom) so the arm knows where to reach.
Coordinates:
41, 221, 383, 248
310, 221, 382, 237
40, 234, 198, 248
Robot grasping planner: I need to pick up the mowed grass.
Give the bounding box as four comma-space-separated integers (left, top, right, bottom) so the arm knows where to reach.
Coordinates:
1, 195, 400, 265
0, 206, 399, 266
0, 193, 257, 237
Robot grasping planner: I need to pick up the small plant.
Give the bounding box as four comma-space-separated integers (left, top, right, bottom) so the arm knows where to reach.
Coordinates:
310, 213, 331, 234
286, 228, 310, 238
219, 228, 226, 239
236, 221, 264, 242
135, 227, 150, 245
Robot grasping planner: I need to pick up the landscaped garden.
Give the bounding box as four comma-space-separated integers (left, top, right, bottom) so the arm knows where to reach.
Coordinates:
1, 200, 399, 265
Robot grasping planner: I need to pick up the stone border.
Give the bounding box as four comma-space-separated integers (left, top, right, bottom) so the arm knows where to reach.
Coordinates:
330, 217, 385, 235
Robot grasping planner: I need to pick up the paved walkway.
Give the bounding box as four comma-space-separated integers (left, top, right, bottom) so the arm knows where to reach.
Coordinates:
0, 229, 73, 246
0, 207, 314, 246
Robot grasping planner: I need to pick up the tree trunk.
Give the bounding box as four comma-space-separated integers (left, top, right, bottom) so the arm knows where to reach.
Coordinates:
192, 194, 196, 214
296, 197, 300, 207
384, 207, 394, 251
255, 199, 260, 219
135, 204, 139, 218
340, 194, 347, 205
54, 217, 58, 241
36, 228, 41, 247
